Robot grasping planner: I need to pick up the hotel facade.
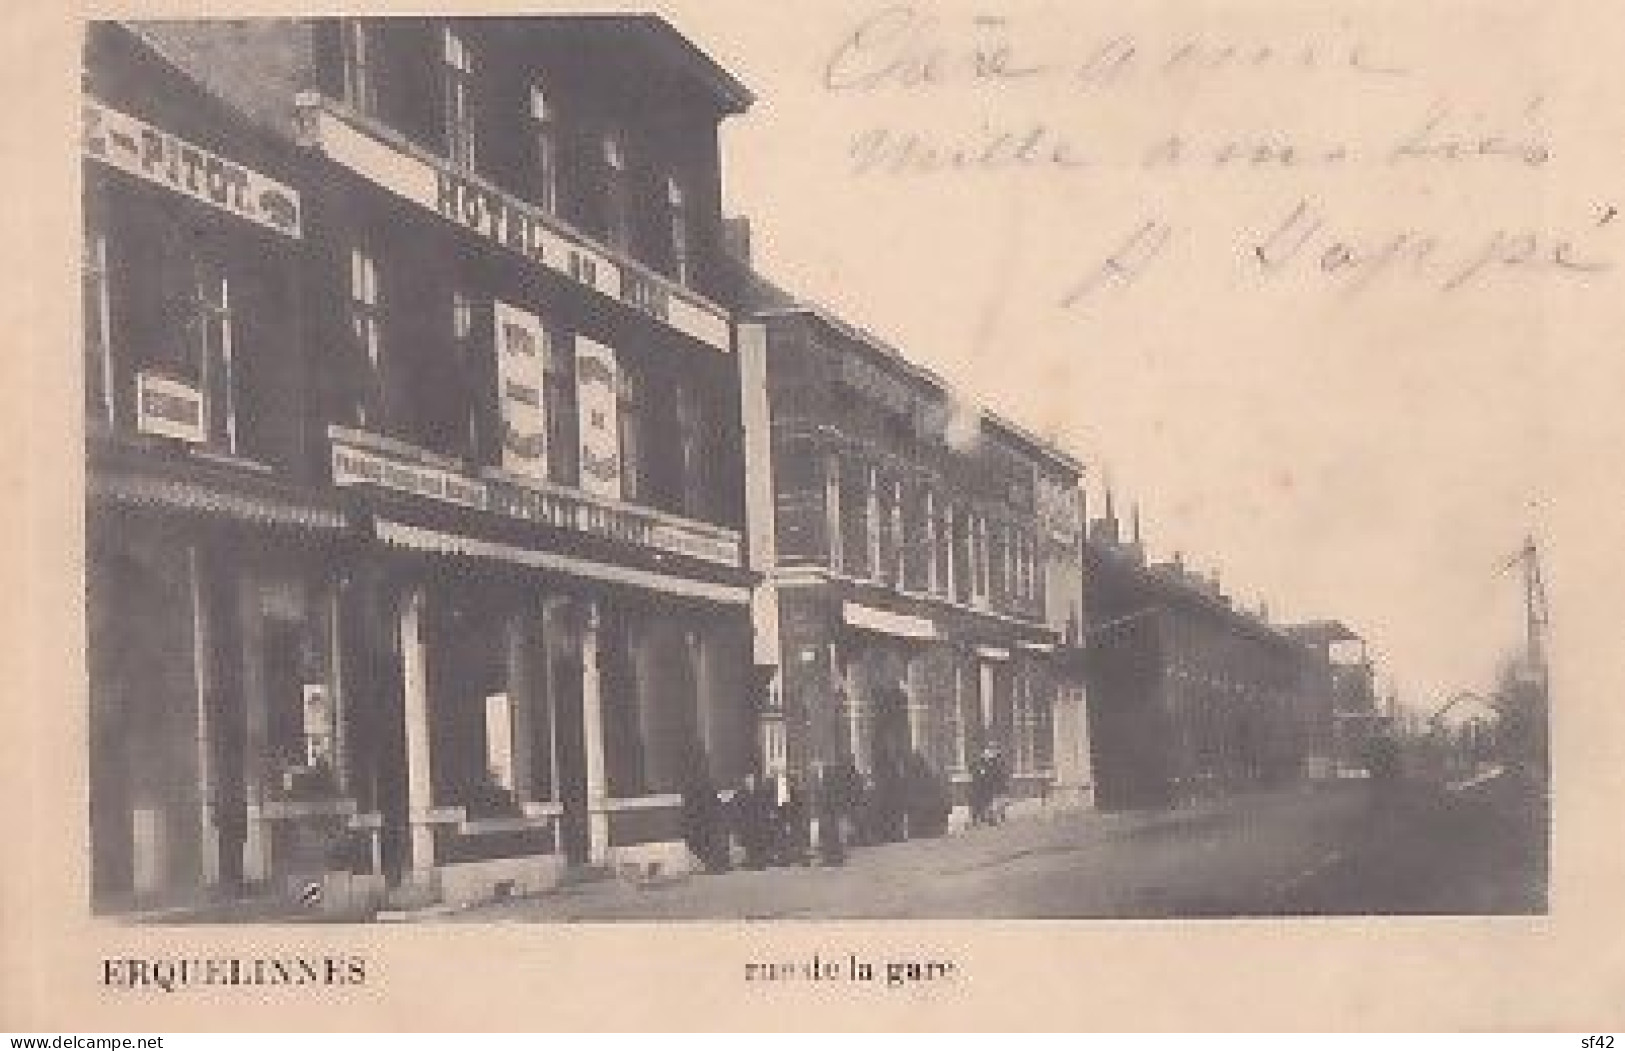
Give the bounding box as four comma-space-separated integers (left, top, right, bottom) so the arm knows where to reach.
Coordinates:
86, 16, 761, 912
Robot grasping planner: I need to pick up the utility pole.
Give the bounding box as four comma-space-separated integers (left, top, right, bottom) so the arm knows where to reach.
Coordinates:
1507, 535, 1549, 689
1499, 535, 1550, 771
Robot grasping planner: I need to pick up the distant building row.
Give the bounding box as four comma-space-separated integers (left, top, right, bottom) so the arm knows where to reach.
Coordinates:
81, 17, 1377, 915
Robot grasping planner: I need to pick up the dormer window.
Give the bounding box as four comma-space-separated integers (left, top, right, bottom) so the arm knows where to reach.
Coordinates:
442, 26, 476, 171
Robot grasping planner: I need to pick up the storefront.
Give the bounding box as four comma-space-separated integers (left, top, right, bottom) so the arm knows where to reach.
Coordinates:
87, 452, 354, 911
322, 433, 755, 903
773, 578, 1061, 836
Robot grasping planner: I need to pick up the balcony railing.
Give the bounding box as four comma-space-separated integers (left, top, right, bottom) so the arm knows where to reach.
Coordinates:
329, 425, 743, 569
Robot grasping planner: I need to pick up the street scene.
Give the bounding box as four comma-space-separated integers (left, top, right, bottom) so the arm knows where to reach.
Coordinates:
82, 14, 1552, 924
431, 767, 1547, 922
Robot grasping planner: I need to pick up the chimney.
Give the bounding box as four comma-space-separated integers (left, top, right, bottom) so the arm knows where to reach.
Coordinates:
723, 214, 752, 264
1091, 483, 1121, 546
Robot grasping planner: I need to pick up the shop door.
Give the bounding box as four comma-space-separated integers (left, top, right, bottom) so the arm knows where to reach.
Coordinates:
551, 654, 590, 865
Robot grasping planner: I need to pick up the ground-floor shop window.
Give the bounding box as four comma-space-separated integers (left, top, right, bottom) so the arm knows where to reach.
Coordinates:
252, 575, 340, 802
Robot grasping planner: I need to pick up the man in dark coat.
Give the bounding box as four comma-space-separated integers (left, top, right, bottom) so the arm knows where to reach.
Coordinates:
680, 759, 728, 873
734, 773, 772, 870
778, 774, 812, 866
814, 761, 847, 866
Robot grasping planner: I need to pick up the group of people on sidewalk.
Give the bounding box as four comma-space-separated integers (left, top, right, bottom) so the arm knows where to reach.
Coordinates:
680, 745, 1014, 876
680, 759, 864, 873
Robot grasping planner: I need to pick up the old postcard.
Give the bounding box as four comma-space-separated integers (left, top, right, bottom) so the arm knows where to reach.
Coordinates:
3, 0, 1624, 1032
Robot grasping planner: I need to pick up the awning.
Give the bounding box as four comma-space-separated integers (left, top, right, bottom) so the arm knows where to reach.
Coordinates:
90, 472, 347, 532
375, 519, 750, 606
841, 601, 938, 640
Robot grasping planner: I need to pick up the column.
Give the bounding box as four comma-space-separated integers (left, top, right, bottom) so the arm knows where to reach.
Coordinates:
579, 599, 610, 864
541, 597, 564, 854
692, 625, 721, 775
329, 579, 351, 797
631, 615, 665, 792
979, 659, 996, 748
506, 607, 536, 802
238, 571, 269, 883
187, 545, 220, 889
399, 585, 436, 877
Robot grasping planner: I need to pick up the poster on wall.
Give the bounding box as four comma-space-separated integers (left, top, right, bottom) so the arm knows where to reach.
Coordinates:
300, 683, 334, 768
493, 301, 548, 483
575, 335, 620, 500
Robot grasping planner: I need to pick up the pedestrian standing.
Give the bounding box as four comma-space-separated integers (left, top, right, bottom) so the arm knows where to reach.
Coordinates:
680, 757, 728, 874
779, 773, 812, 865
735, 772, 770, 870
814, 761, 847, 866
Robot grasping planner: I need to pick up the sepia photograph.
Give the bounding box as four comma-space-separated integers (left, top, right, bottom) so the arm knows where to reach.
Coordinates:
76, 7, 1559, 929
14, 0, 1625, 1033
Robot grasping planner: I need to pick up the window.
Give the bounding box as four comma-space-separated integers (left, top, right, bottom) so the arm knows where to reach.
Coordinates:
675, 379, 706, 518
543, 329, 578, 486
527, 83, 558, 214
875, 471, 898, 585
348, 246, 384, 429
951, 505, 972, 603
602, 129, 632, 252
451, 286, 479, 460
190, 256, 235, 451
258, 585, 339, 801
665, 175, 691, 286
616, 361, 645, 503
990, 519, 1009, 604
971, 512, 990, 603
933, 496, 953, 596
890, 477, 906, 584
902, 481, 931, 592
340, 18, 377, 116
865, 465, 883, 580
83, 204, 112, 423
483, 692, 515, 792
441, 26, 476, 171
1013, 670, 1035, 774
839, 456, 871, 578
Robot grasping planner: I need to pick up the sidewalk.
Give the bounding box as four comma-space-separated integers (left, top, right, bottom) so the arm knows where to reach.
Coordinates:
439, 783, 1343, 922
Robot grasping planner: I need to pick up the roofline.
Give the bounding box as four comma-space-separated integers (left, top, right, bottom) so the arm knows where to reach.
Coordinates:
642, 15, 755, 113
747, 304, 1083, 477
1087, 541, 1298, 648
1285, 619, 1365, 644
569, 14, 752, 115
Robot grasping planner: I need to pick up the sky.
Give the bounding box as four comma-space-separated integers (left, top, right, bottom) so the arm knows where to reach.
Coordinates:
644, 0, 1616, 711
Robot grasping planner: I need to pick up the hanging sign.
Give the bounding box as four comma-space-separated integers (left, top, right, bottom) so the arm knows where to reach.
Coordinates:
575, 336, 621, 499
493, 301, 548, 482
